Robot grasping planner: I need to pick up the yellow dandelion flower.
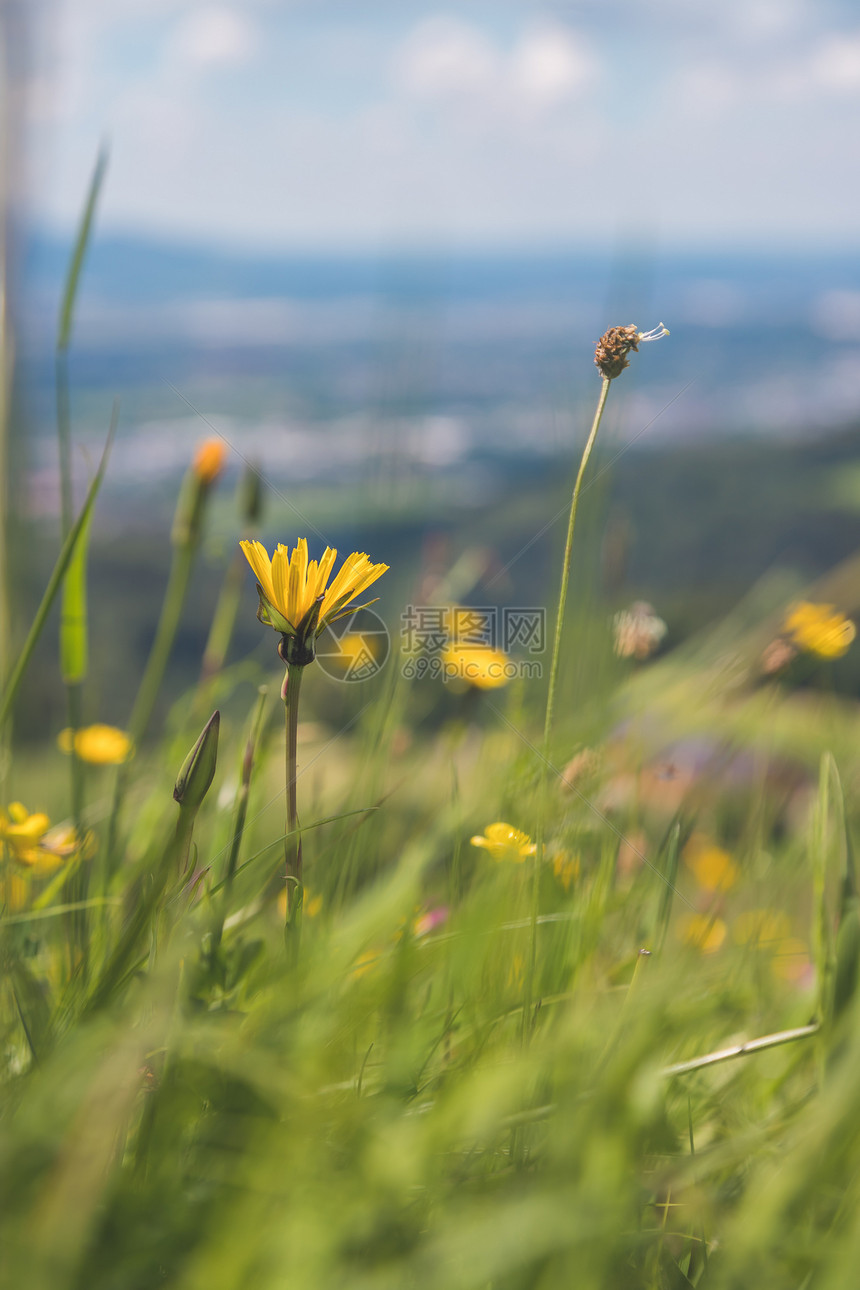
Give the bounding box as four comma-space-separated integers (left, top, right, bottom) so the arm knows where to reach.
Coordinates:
678, 913, 727, 955
58, 724, 134, 765
441, 643, 510, 690
240, 539, 388, 654
784, 601, 856, 659
683, 835, 738, 893
193, 438, 227, 484
470, 822, 536, 863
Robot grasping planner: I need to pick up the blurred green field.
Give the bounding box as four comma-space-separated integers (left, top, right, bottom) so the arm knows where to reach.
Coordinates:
7, 176, 860, 1288
5, 409, 860, 1288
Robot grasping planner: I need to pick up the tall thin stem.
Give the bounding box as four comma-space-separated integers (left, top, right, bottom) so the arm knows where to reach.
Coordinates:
541, 375, 611, 767
283, 661, 304, 936
523, 375, 612, 1042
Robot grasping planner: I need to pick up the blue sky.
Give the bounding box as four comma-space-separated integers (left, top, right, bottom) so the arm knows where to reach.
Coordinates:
22, 0, 860, 251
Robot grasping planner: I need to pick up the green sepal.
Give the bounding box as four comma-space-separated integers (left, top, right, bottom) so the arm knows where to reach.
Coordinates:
321, 597, 381, 630
279, 597, 323, 667
255, 583, 295, 634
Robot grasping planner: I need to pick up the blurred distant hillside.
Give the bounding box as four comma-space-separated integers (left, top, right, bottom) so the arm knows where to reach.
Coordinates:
9, 235, 860, 739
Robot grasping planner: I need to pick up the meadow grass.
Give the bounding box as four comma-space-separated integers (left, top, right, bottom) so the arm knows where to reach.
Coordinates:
3, 193, 860, 1288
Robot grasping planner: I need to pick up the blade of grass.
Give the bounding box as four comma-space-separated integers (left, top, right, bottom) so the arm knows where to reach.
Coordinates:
0, 406, 116, 731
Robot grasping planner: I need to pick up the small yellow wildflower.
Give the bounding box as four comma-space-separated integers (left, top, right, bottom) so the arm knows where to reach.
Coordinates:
193, 438, 227, 484
0, 804, 81, 878
683, 835, 738, 893
552, 850, 580, 891
470, 822, 536, 863
58, 724, 134, 765
784, 601, 856, 659
678, 913, 727, 955
240, 539, 388, 652
0, 802, 51, 860
441, 643, 510, 690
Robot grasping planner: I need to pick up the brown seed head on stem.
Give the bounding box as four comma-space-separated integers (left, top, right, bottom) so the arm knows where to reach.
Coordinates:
594, 322, 669, 380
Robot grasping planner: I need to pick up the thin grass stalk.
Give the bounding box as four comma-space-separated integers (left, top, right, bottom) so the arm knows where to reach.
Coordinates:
523, 375, 611, 1040
0, 417, 115, 730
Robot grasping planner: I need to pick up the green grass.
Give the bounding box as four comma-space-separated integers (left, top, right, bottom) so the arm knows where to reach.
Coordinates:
4, 562, 860, 1288
5, 178, 860, 1283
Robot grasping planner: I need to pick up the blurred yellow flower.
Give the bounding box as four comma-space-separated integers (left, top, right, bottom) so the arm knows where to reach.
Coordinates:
679, 913, 727, 954
0, 871, 29, 912
0, 802, 50, 855
470, 822, 536, 863
277, 887, 322, 920
58, 724, 133, 765
351, 948, 382, 980
683, 835, 738, 893
0, 804, 82, 878
552, 850, 580, 891
442, 643, 510, 690
240, 539, 388, 641
784, 601, 856, 659
733, 909, 792, 947
193, 438, 227, 484
770, 937, 811, 984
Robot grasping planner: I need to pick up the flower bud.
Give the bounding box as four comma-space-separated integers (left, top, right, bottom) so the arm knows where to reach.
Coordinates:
173, 710, 220, 810
193, 438, 227, 485
239, 462, 264, 527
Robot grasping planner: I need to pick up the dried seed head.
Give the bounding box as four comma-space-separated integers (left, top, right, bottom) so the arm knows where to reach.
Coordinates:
595, 325, 640, 379
594, 322, 669, 380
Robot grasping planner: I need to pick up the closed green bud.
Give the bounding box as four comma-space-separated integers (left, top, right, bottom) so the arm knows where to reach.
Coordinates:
174, 710, 220, 810
239, 462, 264, 526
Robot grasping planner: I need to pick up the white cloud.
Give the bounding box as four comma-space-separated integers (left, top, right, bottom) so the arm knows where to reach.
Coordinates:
167, 6, 259, 69
393, 16, 599, 115
811, 33, 860, 91
395, 17, 499, 99
511, 26, 596, 108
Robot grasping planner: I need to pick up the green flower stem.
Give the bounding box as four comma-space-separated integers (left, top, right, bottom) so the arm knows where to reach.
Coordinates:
524, 375, 612, 1042
283, 662, 305, 941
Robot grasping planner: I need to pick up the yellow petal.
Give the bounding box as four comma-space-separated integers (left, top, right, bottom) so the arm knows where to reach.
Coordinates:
240, 541, 276, 606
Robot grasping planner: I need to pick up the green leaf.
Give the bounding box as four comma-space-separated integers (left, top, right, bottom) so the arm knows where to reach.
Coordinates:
57, 145, 108, 352
59, 506, 92, 684
0, 404, 117, 730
